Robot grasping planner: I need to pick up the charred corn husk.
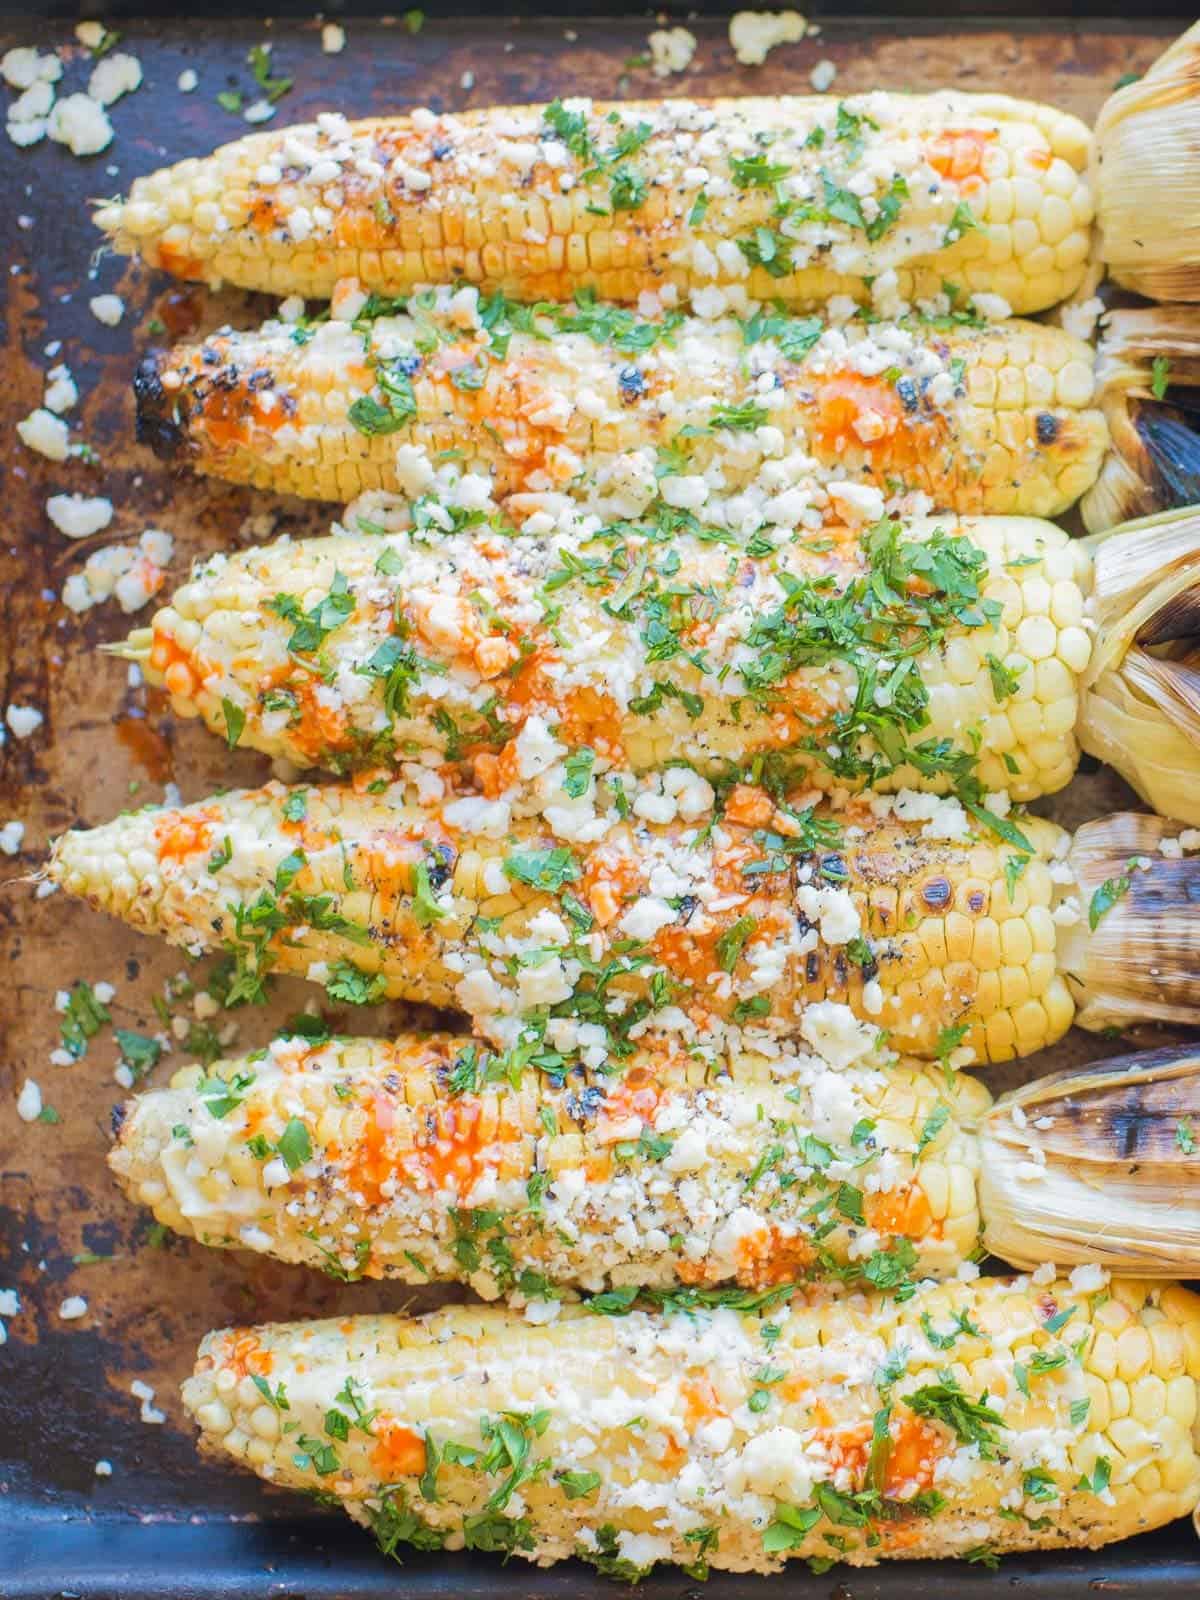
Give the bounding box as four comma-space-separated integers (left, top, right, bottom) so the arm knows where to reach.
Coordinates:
981, 1046, 1200, 1277
1080, 506, 1200, 826
47, 783, 1200, 1064
135, 294, 1106, 519
94, 93, 1094, 313
111, 1030, 988, 1294
1095, 23, 1200, 303
1081, 307, 1200, 533
119, 513, 1094, 803
184, 1280, 1200, 1574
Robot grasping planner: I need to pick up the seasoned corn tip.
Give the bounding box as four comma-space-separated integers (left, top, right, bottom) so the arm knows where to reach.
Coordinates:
48, 778, 1080, 1064
129, 514, 1094, 805
182, 1276, 1200, 1575
136, 299, 1106, 520
110, 1030, 990, 1293
96, 94, 1094, 312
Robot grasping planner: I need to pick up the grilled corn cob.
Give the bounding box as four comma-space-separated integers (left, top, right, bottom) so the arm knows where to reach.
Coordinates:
1081, 306, 1200, 534
118, 513, 1094, 803
1094, 23, 1200, 303
1080, 507, 1200, 828
94, 93, 1094, 313
135, 292, 1106, 519
45, 783, 1200, 1064
110, 1029, 989, 1294
184, 1280, 1200, 1574
981, 1046, 1200, 1277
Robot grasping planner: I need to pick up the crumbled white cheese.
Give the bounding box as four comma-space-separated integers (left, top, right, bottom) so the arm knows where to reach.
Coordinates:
75, 22, 107, 48
809, 57, 836, 91
729, 10, 807, 66
2, 48, 62, 90
94, 1459, 113, 1476
1060, 296, 1103, 344
87, 52, 142, 107
43, 364, 78, 414
243, 98, 276, 125
17, 408, 70, 461
0, 820, 25, 855
5, 704, 44, 740
59, 1295, 89, 1321
460, 69, 475, 90
88, 292, 124, 326
47, 492, 114, 539
47, 93, 113, 155
130, 1378, 166, 1424
16, 1078, 43, 1121
62, 529, 174, 615
1068, 1263, 1108, 1294
0, 1289, 19, 1318
321, 23, 346, 53
648, 26, 697, 77
177, 68, 198, 93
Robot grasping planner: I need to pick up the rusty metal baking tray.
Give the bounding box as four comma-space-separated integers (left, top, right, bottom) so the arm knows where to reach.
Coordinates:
2, 7, 1200, 1596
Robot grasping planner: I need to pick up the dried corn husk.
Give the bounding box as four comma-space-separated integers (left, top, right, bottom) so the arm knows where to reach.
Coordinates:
1094, 21, 1200, 301
1061, 810, 1200, 1031
981, 1046, 1200, 1274
1082, 306, 1200, 532
1079, 506, 1200, 823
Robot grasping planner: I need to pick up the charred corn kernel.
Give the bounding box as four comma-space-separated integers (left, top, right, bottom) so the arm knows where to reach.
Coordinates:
116, 513, 1094, 804
51, 781, 1196, 1066
183, 1276, 1200, 1577
135, 295, 1107, 520
110, 1031, 990, 1293
97, 93, 1093, 312
1094, 24, 1200, 305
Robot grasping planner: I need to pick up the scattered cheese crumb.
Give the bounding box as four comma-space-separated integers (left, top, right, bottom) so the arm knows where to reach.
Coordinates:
47, 93, 113, 156
130, 1379, 166, 1424
47, 492, 114, 539
17, 408, 70, 461
648, 26, 697, 77
809, 57, 836, 91
1069, 1263, 1109, 1294
87, 52, 142, 107
94, 1459, 113, 1476
0, 1289, 19, 1317
16, 1078, 43, 1121
177, 68, 198, 93
89, 292, 124, 326
1061, 295, 1104, 344
59, 1295, 88, 1321
321, 22, 346, 53
0, 820, 26, 855
2, 48, 62, 90
243, 98, 276, 125
43, 364, 78, 414
62, 529, 175, 615
460, 69, 475, 90
75, 22, 106, 48
729, 10, 807, 66
5, 704, 44, 740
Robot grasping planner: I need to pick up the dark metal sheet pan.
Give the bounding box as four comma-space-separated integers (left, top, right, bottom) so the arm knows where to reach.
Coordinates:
2, 8, 1199, 1596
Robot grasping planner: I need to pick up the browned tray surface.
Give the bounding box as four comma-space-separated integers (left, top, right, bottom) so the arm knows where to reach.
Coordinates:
0, 10, 1193, 1590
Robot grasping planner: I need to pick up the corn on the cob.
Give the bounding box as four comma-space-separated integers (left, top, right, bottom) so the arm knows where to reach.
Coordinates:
135, 292, 1107, 519
981, 1046, 1200, 1277
1081, 306, 1200, 534
183, 1279, 1200, 1575
94, 93, 1094, 313
1094, 23, 1200, 303
117, 513, 1094, 803
110, 1029, 989, 1294
46, 783, 1200, 1064
1080, 506, 1200, 827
